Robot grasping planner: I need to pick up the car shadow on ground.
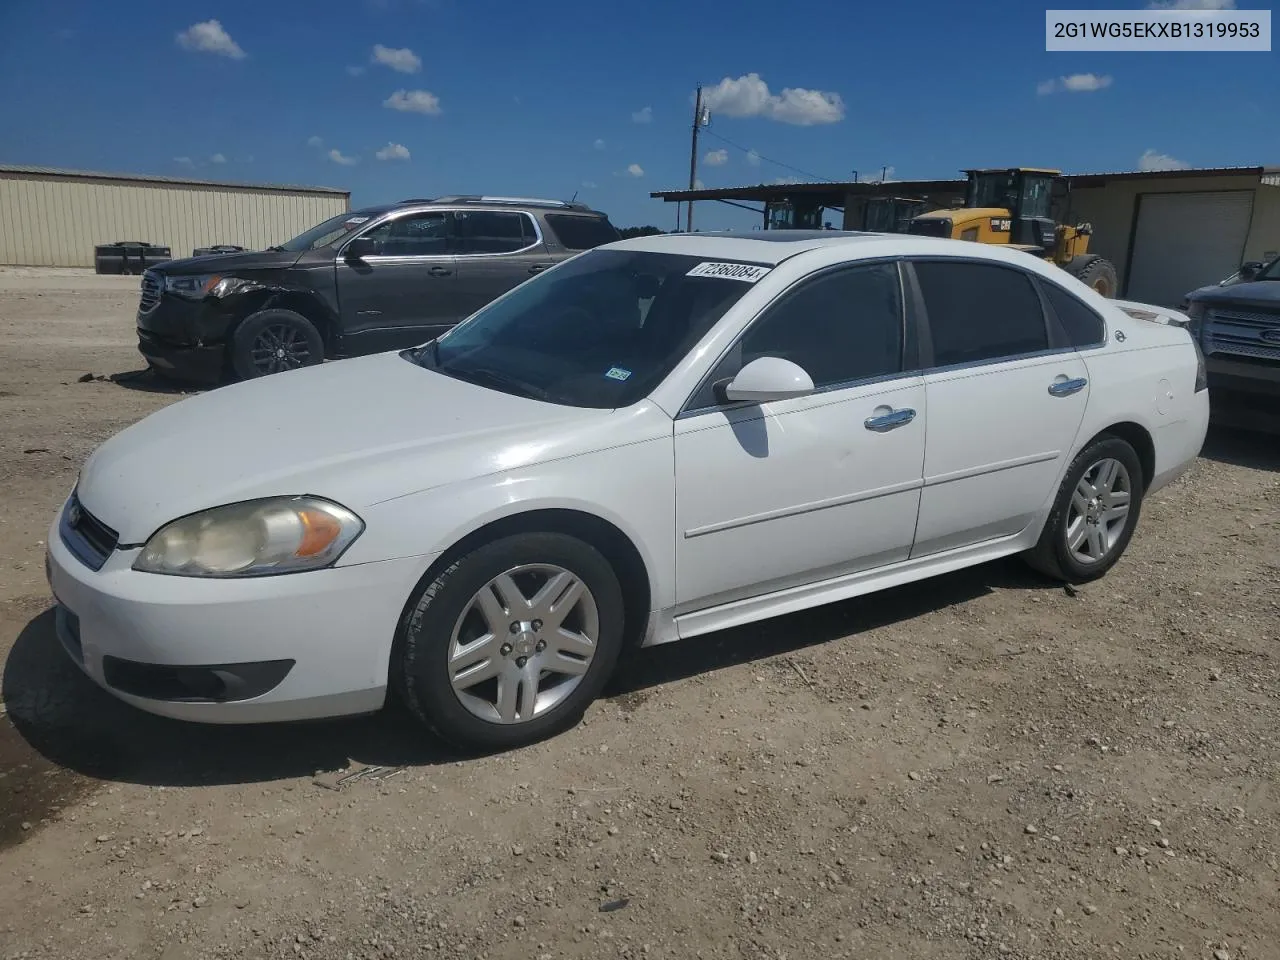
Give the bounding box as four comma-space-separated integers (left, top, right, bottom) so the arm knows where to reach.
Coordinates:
2, 558, 1055, 789
1200, 422, 1280, 472
104, 368, 208, 395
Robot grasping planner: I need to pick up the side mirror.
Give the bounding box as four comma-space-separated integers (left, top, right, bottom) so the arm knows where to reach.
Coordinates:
720, 357, 815, 404
1237, 260, 1264, 281
344, 236, 377, 260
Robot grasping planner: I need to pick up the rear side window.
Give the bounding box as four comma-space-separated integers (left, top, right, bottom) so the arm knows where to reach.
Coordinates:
455, 211, 534, 254
1042, 281, 1105, 347
545, 215, 621, 250
913, 260, 1047, 367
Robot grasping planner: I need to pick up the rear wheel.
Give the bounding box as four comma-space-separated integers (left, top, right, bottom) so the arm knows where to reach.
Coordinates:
1023, 435, 1144, 583
392, 532, 626, 751
1064, 255, 1118, 298
230, 309, 324, 379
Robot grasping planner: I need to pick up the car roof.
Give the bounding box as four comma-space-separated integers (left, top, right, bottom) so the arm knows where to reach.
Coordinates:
605, 229, 1053, 268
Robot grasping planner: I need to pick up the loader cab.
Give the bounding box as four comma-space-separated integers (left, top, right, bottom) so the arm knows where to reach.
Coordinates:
764, 199, 824, 230
964, 167, 1060, 252
863, 196, 926, 233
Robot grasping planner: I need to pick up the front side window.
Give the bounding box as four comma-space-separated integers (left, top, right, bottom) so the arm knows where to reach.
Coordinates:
454, 211, 535, 254
411, 250, 757, 408
913, 260, 1048, 367
361, 211, 451, 256
691, 263, 904, 409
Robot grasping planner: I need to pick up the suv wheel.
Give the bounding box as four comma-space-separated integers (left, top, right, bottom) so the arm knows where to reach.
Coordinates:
392, 532, 626, 751
231, 309, 324, 379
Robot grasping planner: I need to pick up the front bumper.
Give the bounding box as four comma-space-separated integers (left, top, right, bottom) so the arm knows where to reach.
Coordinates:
46, 506, 435, 724
1205, 355, 1280, 399
137, 292, 237, 383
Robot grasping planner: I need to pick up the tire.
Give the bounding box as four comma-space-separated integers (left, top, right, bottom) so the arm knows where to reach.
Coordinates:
393, 532, 626, 751
1022, 435, 1145, 583
230, 309, 324, 380
1064, 255, 1118, 298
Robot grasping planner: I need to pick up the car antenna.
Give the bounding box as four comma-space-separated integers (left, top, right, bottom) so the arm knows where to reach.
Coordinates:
570, 190, 578, 203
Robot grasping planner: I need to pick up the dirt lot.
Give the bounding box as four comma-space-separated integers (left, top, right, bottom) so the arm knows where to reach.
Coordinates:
1, 266, 1278, 960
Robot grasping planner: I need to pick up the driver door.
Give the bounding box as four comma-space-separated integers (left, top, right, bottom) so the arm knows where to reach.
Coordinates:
673, 262, 927, 626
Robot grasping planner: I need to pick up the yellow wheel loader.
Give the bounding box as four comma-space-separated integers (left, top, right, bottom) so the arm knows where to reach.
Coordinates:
907, 168, 1118, 297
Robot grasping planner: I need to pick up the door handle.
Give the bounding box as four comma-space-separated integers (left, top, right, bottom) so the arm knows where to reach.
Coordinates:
864, 407, 917, 432
1047, 377, 1088, 397
428, 266, 452, 277
528, 264, 548, 274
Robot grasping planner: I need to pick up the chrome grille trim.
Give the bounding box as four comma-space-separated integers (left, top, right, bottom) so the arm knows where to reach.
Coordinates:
58, 492, 119, 572
139, 270, 162, 314
1204, 306, 1280, 361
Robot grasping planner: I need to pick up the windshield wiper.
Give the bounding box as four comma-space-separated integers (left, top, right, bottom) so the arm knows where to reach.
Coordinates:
450, 365, 550, 402
265, 245, 286, 252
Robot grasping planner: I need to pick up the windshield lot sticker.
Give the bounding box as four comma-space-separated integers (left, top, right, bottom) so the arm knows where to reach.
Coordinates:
605, 367, 632, 381
686, 262, 771, 283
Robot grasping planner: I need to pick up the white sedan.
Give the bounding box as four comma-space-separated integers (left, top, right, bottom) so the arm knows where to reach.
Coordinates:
47, 232, 1209, 749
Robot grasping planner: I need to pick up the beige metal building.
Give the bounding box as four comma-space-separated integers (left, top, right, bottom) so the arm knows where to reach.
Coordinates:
0, 165, 350, 268
653, 165, 1280, 306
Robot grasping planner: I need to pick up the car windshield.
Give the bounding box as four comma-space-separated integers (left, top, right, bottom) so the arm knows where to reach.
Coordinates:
271, 212, 382, 252
411, 249, 761, 409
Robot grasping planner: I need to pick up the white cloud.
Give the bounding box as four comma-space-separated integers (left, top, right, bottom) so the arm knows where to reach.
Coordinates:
209, 153, 227, 164
581, 180, 598, 189
772, 176, 803, 184
375, 142, 411, 161
1037, 73, 1112, 95
746, 148, 761, 167
383, 89, 442, 114
175, 20, 245, 59
631, 106, 653, 124
173, 156, 194, 167
1138, 149, 1192, 172
346, 65, 366, 76
704, 148, 729, 166
594, 138, 606, 150
1148, 0, 1234, 8
701, 73, 844, 125
328, 148, 358, 166
626, 163, 644, 177
694, 178, 706, 190
372, 44, 421, 74
307, 135, 324, 148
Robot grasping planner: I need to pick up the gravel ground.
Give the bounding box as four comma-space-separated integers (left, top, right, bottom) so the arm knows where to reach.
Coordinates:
1, 267, 1278, 960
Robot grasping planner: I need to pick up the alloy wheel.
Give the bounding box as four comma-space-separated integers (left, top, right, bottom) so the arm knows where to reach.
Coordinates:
1065, 457, 1132, 565
250, 324, 312, 374
448, 564, 599, 725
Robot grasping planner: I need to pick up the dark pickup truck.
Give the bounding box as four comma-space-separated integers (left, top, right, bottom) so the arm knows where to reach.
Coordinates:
136, 196, 620, 381
1182, 255, 1280, 420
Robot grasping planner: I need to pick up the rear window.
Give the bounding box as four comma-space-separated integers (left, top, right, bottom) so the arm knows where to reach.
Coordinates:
545, 214, 621, 251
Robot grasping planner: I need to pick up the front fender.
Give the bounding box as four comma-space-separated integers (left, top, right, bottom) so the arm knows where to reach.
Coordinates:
337, 435, 677, 612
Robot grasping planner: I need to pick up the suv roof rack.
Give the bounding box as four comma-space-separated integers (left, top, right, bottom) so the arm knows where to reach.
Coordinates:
416, 195, 594, 212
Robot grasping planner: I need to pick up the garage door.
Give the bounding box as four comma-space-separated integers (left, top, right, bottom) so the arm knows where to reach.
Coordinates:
1126, 191, 1254, 306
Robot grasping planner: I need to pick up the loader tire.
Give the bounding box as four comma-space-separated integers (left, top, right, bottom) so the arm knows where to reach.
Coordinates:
1064, 255, 1118, 298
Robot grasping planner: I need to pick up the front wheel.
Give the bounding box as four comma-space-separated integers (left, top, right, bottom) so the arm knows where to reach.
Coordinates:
230, 309, 324, 379
392, 532, 626, 751
1023, 435, 1145, 583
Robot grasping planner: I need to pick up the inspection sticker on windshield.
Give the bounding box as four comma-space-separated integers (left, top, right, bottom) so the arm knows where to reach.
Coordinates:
604, 366, 632, 381
686, 261, 771, 283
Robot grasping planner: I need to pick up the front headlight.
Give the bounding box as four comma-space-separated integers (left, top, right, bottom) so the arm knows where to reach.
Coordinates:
132, 496, 364, 577
164, 275, 255, 299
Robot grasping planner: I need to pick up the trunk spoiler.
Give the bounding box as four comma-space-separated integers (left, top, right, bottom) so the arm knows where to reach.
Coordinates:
1110, 298, 1191, 329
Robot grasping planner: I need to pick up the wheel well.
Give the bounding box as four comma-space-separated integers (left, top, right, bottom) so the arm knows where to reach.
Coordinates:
407, 509, 652, 649
1094, 421, 1155, 490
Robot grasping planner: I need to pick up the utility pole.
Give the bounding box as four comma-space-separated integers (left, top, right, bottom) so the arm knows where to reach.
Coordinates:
686, 84, 703, 233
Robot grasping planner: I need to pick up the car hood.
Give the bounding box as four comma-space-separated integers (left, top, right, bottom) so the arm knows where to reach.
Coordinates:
75, 353, 631, 544
153, 249, 305, 275
1186, 280, 1280, 306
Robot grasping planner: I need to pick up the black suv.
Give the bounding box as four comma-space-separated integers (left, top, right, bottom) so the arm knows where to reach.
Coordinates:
135, 196, 621, 381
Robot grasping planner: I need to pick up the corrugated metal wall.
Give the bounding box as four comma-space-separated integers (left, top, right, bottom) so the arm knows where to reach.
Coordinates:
0, 173, 349, 267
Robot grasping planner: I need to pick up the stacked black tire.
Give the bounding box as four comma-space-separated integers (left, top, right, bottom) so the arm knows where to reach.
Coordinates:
93, 242, 172, 275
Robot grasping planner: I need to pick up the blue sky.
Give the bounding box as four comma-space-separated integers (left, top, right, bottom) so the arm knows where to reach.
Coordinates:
0, 0, 1275, 232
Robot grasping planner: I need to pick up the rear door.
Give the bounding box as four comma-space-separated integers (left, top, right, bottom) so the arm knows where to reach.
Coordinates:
907, 258, 1090, 558
452, 210, 554, 318
334, 209, 459, 353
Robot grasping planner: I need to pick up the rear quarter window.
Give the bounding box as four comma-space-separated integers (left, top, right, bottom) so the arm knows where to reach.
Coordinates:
1041, 281, 1106, 348
545, 215, 621, 251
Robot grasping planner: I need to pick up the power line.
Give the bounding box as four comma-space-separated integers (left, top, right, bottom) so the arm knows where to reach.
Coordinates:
700, 128, 837, 184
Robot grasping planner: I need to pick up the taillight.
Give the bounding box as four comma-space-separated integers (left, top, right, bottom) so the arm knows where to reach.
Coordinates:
1191, 335, 1207, 393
